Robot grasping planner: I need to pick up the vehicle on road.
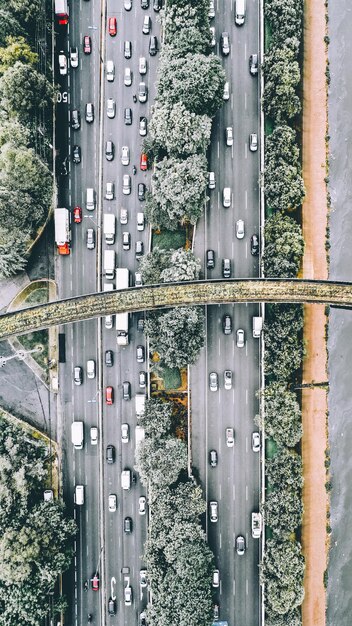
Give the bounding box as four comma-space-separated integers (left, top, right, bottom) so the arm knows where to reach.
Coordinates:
124, 583, 132, 606
209, 450, 218, 467
251, 234, 259, 255
236, 535, 246, 555
209, 372, 218, 391
222, 187, 231, 208
124, 67, 132, 86
153, 0, 161, 9
124, 0, 132, 9
73, 206, 82, 223
236, 328, 245, 347
105, 386, 114, 405
226, 126, 233, 146
72, 144, 81, 163
86, 228, 95, 250
124, 107, 132, 125
139, 116, 147, 136
209, 26, 216, 48
121, 469, 131, 490
221, 31, 230, 55
122, 381, 131, 400
235, 0, 246, 25
90, 427, 98, 445
252, 512, 262, 538
208, 171, 216, 189
108, 494, 117, 512
71, 422, 84, 449
106, 445, 115, 464
83, 35, 91, 54
253, 315, 263, 338
212, 569, 220, 588
135, 240, 144, 259
223, 81, 230, 100
121, 146, 130, 166
249, 53, 258, 75
85, 102, 94, 123
124, 516, 133, 533
124, 40, 132, 58
236, 219, 245, 239
143, 15, 151, 34
105, 182, 114, 200
138, 185, 146, 203
222, 258, 231, 278
139, 56, 147, 74
71, 109, 80, 130
252, 431, 261, 452
206, 249, 215, 269
223, 314, 232, 335
108, 598, 116, 615
213, 604, 220, 621
106, 59, 115, 81
140, 612, 147, 626
224, 370, 232, 390
108, 16, 117, 36
70, 46, 79, 68
135, 271, 142, 286
121, 423, 130, 443
136, 345, 145, 363
122, 174, 131, 195
139, 370, 146, 388
139, 496, 146, 515
58, 51, 67, 75
87, 359, 95, 379
140, 570, 147, 587
74, 366, 82, 385
226, 427, 235, 447
105, 140, 114, 161
120, 208, 128, 225
249, 132, 258, 151
107, 98, 115, 118
105, 349, 114, 367
209, 501, 218, 522
138, 82, 148, 102
141, 0, 149, 8
209, 0, 215, 18
92, 574, 99, 591
140, 153, 148, 170
149, 35, 158, 55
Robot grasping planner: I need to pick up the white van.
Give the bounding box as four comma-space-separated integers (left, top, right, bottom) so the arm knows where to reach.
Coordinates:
75, 485, 84, 505
235, 0, 246, 25
86, 187, 95, 211
121, 469, 131, 490
106, 59, 115, 82
137, 212, 145, 231
87, 359, 96, 379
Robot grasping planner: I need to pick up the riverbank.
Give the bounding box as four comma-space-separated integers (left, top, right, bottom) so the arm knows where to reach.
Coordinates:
301, 0, 329, 624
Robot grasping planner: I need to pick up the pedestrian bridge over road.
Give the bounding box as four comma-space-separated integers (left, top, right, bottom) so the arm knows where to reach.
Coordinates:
0, 278, 350, 340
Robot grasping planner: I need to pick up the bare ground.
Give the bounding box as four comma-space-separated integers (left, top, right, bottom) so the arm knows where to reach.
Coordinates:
301, 0, 329, 624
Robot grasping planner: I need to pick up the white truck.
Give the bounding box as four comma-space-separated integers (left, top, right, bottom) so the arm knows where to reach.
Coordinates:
135, 394, 146, 418
71, 421, 84, 450
135, 425, 145, 453
252, 316, 263, 338
116, 268, 129, 345
251, 512, 262, 538
54, 208, 71, 255
121, 469, 131, 490
104, 250, 116, 280
103, 213, 116, 245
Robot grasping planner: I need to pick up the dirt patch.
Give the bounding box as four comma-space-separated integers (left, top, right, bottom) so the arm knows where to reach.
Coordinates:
301, 0, 329, 624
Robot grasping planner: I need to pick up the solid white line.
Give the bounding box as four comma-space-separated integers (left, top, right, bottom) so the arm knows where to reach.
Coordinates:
245, 189, 248, 209
219, 484, 221, 499
246, 579, 249, 595
246, 389, 248, 404
233, 484, 236, 500
219, 533, 222, 549
244, 91, 247, 110
218, 337, 221, 356
245, 142, 248, 159
246, 485, 248, 501
233, 579, 236, 596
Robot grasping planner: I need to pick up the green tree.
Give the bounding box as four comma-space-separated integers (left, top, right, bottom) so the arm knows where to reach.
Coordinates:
259, 382, 302, 447
266, 446, 303, 491
147, 154, 208, 228
264, 304, 304, 380
138, 247, 172, 284
0, 226, 29, 278
146, 306, 205, 368
261, 539, 305, 614
150, 101, 212, 156
164, 28, 209, 57
264, 489, 303, 538
157, 53, 225, 117
136, 436, 188, 487
0, 61, 53, 125
161, 248, 201, 282
266, 608, 302, 626
265, 0, 303, 47
263, 212, 304, 278
0, 36, 38, 73
7, 0, 43, 24
263, 45, 301, 122
0, 118, 30, 147
165, 0, 209, 47
139, 398, 174, 439
0, 10, 23, 48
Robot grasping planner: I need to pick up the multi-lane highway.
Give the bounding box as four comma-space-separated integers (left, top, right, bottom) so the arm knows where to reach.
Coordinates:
191, 1, 261, 625
55, 0, 261, 625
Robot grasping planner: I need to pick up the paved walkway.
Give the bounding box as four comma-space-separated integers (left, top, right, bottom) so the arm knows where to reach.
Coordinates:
301, 0, 329, 624
0, 272, 30, 312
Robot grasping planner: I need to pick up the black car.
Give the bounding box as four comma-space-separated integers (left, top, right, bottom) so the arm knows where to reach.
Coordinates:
153, 0, 162, 10
140, 613, 147, 626
149, 35, 158, 56
71, 109, 80, 130
137, 317, 145, 332
105, 140, 114, 161
106, 445, 115, 464
124, 107, 132, 125
223, 314, 232, 335
213, 604, 220, 621
222, 258, 231, 278
135, 240, 144, 259
141, 0, 149, 7
122, 381, 131, 400
105, 350, 114, 367
124, 40, 132, 59
206, 249, 215, 269
251, 234, 259, 256
124, 516, 133, 533
108, 598, 116, 615
209, 450, 218, 467
138, 183, 146, 201
72, 145, 81, 163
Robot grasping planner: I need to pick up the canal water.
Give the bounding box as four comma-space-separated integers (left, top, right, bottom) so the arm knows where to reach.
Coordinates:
327, 1, 352, 624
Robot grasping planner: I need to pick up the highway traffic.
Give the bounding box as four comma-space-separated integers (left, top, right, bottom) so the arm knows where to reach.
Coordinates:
55, 0, 261, 625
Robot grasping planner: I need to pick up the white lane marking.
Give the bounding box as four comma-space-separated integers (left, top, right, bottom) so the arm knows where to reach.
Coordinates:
246, 485, 248, 501
232, 144, 234, 159
245, 341, 248, 357
233, 579, 236, 596
111, 577, 116, 601
244, 91, 247, 110
217, 141, 220, 158
245, 142, 248, 159
219, 484, 221, 499
244, 42, 247, 59
218, 337, 221, 356
245, 189, 248, 209
246, 389, 248, 404
246, 437, 248, 453
219, 533, 222, 549
246, 579, 249, 595
245, 242, 248, 259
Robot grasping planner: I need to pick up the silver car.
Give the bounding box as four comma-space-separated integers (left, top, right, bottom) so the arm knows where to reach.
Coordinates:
122, 174, 131, 195
224, 370, 232, 390
249, 133, 258, 151
209, 372, 218, 391
121, 146, 130, 166
209, 501, 218, 522
107, 98, 116, 118
236, 328, 245, 347
121, 423, 130, 443
252, 432, 261, 452
236, 219, 245, 239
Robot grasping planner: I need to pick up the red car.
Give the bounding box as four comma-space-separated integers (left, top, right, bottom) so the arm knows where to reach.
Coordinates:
92, 574, 99, 591
140, 153, 148, 171
83, 35, 91, 54
73, 206, 82, 223
105, 386, 114, 405
108, 16, 117, 36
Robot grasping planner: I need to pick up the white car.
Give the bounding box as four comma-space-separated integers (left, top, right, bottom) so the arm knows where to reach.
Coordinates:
208, 0, 215, 19
135, 271, 143, 286
140, 570, 147, 588
209, 501, 218, 522
58, 51, 67, 75
249, 133, 258, 151
223, 81, 230, 101
105, 315, 113, 329
107, 98, 116, 119
139, 496, 146, 515
120, 208, 128, 224
122, 174, 131, 195
139, 117, 147, 136
108, 494, 117, 512
223, 187, 231, 208
252, 432, 261, 452
90, 427, 98, 445
121, 423, 130, 443
87, 359, 96, 379
70, 47, 79, 68
236, 219, 245, 239
236, 328, 245, 348
121, 146, 130, 166
124, 585, 132, 606
224, 370, 232, 390
124, 0, 132, 9
226, 126, 233, 146
209, 26, 216, 47
139, 56, 147, 74
137, 212, 145, 231
105, 182, 114, 200
124, 67, 132, 86
212, 569, 220, 588
226, 427, 235, 447
44, 489, 54, 502
106, 59, 115, 82
209, 372, 218, 392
